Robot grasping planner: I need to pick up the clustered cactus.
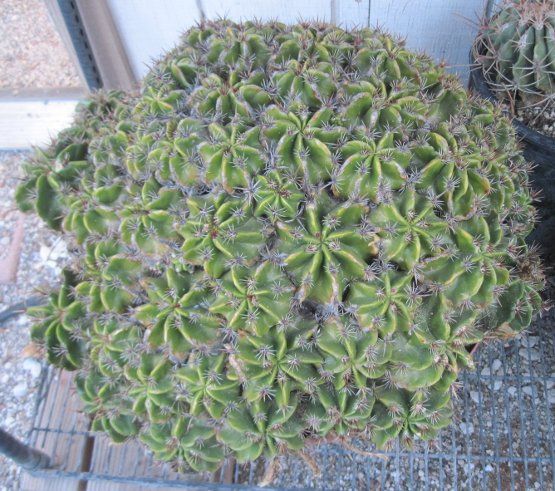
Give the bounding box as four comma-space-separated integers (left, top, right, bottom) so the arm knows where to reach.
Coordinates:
475, 0, 555, 100
19, 20, 544, 473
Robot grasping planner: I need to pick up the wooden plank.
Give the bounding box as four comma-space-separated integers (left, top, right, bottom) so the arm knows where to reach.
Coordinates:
0, 99, 78, 150
0, 88, 85, 99
18, 367, 198, 490
367, 0, 485, 82
0, 214, 24, 284
20, 371, 89, 491
88, 482, 189, 491
87, 435, 200, 490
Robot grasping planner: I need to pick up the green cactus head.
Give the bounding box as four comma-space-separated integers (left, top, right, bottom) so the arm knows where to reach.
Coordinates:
19, 20, 543, 473
475, 0, 555, 100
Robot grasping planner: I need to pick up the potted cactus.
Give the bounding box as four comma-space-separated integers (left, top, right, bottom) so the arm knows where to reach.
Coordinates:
470, 0, 555, 249
17, 20, 543, 478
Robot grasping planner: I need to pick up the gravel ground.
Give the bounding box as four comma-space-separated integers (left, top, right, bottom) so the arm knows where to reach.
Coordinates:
518, 99, 555, 139
0, 151, 68, 491
0, 0, 81, 91
0, 150, 553, 490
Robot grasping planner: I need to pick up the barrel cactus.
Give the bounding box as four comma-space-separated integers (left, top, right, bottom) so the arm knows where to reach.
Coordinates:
474, 0, 555, 100
19, 20, 543, 473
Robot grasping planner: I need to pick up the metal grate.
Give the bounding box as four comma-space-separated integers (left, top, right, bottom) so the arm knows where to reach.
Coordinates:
25, 309, 555, 490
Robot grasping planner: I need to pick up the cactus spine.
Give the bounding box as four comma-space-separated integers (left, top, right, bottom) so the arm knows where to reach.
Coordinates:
475, 0, 555, 100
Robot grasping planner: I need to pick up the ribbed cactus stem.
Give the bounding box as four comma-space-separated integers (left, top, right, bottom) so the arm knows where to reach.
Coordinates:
17, 20, 543, 472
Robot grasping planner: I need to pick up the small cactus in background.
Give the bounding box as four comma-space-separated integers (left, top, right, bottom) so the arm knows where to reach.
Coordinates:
19, 20, 543, 473
474, 0, 555, 101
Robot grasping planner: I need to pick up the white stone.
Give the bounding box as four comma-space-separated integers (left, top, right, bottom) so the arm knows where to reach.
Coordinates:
23, 358, 42, 378
39, 244, 51, 262
469, 391, 480, 404
492, 381, 502, 391
485, 464, 494, 473
12, 382, 27, 397
49, 239, 67, 261
522, 386, 534, 397
519, 348, 541, 361
521, 336, 538, 347
491, 359, 502, 373
508, 387, 517, 397
459, 422, 474, 435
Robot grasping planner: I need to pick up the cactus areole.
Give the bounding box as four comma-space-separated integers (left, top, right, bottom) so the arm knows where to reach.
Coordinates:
17, 21, 543, 472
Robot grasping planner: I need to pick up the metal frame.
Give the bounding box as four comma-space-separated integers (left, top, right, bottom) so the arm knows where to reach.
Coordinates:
21, 311, 555, 490
45, 0, 102, 90
44, 0, 137, 91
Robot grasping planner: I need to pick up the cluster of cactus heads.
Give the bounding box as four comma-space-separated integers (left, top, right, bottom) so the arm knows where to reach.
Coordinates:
475, 0, 555, 101
19, 20, 544, 472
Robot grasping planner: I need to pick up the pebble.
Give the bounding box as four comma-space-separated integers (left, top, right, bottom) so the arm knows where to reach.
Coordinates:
39, 240, 67, 265
522, 386, 534, 397
12, 382, 27, 397
521, 336, 539, 348
519, 348, 541, 361
23, 358, 42, 378
459, 422, 474, 435
469, 391, 480, 404
491, 359, 502, 373
518, 100, 555, 139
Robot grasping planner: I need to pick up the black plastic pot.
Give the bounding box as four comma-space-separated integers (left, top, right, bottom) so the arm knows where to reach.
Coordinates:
468, 51, 555, 253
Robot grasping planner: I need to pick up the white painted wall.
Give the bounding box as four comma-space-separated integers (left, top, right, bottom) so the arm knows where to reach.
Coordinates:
107, 0, 489, 82
108, 0, 201, 79
367, 0, 485, 80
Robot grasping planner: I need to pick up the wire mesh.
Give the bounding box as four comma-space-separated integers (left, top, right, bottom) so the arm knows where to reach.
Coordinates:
25, 309, 555, 490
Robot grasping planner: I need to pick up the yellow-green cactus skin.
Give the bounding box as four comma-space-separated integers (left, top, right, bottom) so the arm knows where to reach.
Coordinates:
19, 20, 543, 472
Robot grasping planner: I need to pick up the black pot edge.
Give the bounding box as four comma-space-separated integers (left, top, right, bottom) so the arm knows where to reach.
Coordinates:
468, 50, 555, 153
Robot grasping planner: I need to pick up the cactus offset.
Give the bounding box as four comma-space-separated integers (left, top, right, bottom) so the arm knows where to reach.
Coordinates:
475, 0, 555, 100
19, 21, 543, 472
